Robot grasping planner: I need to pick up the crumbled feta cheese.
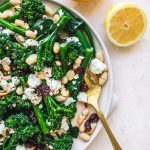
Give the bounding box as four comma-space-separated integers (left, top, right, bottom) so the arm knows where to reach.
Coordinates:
89, 58, 106, 74
23, 88, 42, 105
44, 67, 52, 78
64, 97, 75, 106
2, 29, 14, 35
24, 39, 39, 47
2, 57, 11, 65
27, 74, 42, 88
77, 92, 88, 103
79, 56, 84, 60
0, 121, 6, 135
48, 145, 53, 149
58, 9, 64, 17
61, 117, 69, 131
0, 79, 16, 94
46, 78, 61, 95
11, 76, 20, 85
16, 145, 26, 150
66, 37, 79, 43
39, 104, 43, 109
74, 74, 79, 79
72, 81, 76, 85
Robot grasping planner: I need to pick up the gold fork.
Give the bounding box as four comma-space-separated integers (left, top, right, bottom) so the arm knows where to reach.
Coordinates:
84, 69, 122, 150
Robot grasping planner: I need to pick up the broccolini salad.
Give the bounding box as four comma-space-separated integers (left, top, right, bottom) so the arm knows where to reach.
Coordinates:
0, 0, 108, 149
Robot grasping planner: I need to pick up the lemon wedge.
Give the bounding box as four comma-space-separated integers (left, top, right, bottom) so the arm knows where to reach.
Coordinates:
104, 3, 147, 47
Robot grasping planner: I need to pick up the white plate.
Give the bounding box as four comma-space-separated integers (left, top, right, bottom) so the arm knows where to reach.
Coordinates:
0, 0, 113, 149
43, 1, 113, 149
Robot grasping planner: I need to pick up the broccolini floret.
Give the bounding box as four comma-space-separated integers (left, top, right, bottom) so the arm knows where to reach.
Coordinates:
3, 113, 37, 150
49, 134, 73, 150
7, 0, 45, 27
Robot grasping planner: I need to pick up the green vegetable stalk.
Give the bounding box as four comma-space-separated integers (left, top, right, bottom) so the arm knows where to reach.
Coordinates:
33, 104, 49, 135
0, 18, 26, 35
0, 1, 12, 12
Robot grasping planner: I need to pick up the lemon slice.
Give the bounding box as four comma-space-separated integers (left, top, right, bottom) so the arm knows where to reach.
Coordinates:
104, 3, 147, 47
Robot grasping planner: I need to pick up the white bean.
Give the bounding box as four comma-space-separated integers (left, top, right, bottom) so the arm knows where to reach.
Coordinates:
61, 88, 70, 97
53, 14, 60, 23
66, 70, 75, 81
53, 42, 60, 54
10, 0, 21, 5
15, 19, 29, 29
82, 109, 89, 117
26, 54, 37, 65
15, 35, 25, 43
78, 115, 85, 125
79, 133, 90, 142
16, 86, 24, 95
0, 10, 14, 19
35, 71, 46, 80
61, 76, 68, 85
45, 6, 54, 16
1, 61, 10, 72
25, 30, 36, 39
79, 120, 86, 133
96, 52, 104, 62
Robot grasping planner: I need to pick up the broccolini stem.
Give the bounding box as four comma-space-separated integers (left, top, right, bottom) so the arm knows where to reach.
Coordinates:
68, 48, 93, 99
75, 29, 91, 49
0, 18, 26, 35
0, 1, 12, 12
82, 24, 95, 56
60, 43, 68, 74
3, 135, 17, 150
33, 105, 49, 135
7, 12, 22, 22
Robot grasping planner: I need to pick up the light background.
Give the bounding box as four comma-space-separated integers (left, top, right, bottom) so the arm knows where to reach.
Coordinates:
56, 0, 150, 150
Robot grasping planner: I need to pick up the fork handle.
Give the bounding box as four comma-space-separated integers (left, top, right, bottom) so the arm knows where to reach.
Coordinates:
94, 105, 122, 150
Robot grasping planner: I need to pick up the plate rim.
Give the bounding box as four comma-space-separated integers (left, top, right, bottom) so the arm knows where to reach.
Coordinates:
48, 0, 114, 149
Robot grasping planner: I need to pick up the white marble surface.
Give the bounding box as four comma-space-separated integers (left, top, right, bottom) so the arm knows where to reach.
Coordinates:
55, 0, 150, 149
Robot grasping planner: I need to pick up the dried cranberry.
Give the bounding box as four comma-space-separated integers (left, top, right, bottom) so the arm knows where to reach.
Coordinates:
36, 84, 50, 96
84, 113, 99, 132
74, 67, 85, 74
80, 81, 89, 92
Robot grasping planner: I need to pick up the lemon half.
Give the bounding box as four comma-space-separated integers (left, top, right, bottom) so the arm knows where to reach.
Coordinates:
104, 3, 147, 47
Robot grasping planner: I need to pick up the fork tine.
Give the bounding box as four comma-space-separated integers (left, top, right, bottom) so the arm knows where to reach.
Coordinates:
86, 69, 99, 85
84, 76, 93, 89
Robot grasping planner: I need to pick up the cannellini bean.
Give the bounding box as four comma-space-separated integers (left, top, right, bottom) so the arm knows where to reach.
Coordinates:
0, 92, 7, 97
73, 64, 79, 70
55, 61, 62, 66
35, 71, 46, 80
16, 86, 24, 95
79, 133, 90, 142
0, 10, 14, 19
99, 71, 108, 86
96, 52, 104, 62
82, 109, 89, 117
101, 71, 108, 80
15, 19, 29, 29
1, 61, 10, 72
53, 14, 60, 23
78, 115, 85, 125
79, 120, 86, 133
75, 57, 82, 66
26, 54, 37, 65
10, 0, 21, 5
53, 42, 60, 54
55, 95, 66, 102
42, 15, 48, 19
25, 30, 36, 39
15, 35, 25, 43
66, 70, 75, 81
86, 123, 97, 135
45, 6, 54, 16
61, 76, 68, 85
61, 88, 70, 97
